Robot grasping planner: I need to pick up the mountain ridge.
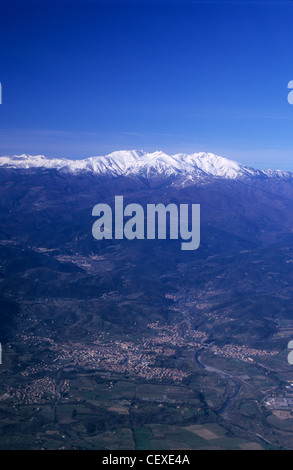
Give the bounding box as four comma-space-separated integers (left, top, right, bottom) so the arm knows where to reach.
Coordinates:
0, 150, 292, 181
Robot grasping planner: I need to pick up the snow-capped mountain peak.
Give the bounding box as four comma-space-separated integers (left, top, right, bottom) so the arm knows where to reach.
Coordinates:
0, 150, 289, 181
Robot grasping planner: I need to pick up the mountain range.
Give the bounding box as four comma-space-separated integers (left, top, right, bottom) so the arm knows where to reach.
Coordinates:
1, 148, 293, 448
0, 150, 291, 181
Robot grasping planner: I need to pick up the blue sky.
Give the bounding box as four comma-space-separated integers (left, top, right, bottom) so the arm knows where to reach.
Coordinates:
1, 0, 293, 169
